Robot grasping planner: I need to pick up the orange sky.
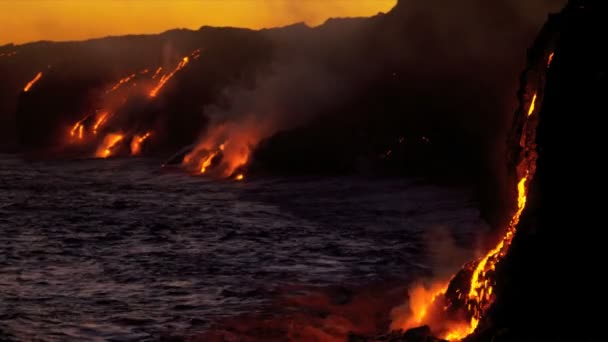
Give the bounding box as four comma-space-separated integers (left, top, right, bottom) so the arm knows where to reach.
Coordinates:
0, 0, 396, 45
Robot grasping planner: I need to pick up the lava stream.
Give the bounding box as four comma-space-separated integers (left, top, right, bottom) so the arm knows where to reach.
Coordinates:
396, 50, 550, 340
149, 57, 190, 98
130, 132, 152, 156
527, 93, 537, 117
96, 133, 124, 158
107, 73, 136, 94
23, 72, 43, 92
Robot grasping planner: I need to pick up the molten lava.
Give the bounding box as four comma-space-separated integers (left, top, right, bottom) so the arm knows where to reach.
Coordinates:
527, 93, 537, 117
70, 120, 85, 139
152, 67, 163, 79
442, 174, 529, 340
149, 56, 190, 98
235, 173, 244, 181
199, 150, 220, 174
547, 52, 555, 67
130, 132, 152, 156
107, 73, 136, 94
23, 72, 43, 92
96, 133, 124, 158
93, 112, 110, 135
394, 70, 544, 340
183, 117, 263, 179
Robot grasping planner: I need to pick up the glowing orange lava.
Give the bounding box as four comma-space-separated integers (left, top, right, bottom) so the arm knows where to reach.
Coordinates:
130, 132, 152, 156
149, 56, 189, 98
23, 72, 43, 92
183, 119, 261, 179
152, 67, 163, 79
443, 174, 529, 340
96, 133, 124, 158
395, 89, 541, 341
107, 73, 136, 94
70, 121, 84, 138
547, 52, 555, 68
235, 173, 244, 181
527, 93, 537, 117
199, 150, 219, 174
93, 112, 110, 134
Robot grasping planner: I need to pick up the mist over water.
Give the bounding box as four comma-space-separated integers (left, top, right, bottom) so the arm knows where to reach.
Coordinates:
0, 155, 486, 340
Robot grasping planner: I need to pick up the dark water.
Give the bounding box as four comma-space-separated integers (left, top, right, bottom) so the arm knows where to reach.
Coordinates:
0, 155, 487, 341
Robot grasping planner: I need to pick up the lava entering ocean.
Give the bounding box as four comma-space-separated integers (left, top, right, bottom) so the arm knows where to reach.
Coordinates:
389, 49, 555, 341
182, 121, 257, 179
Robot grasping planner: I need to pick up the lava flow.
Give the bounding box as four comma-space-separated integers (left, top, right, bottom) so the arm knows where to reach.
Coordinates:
527, 93, 537, 117
23, 72, 43, 92
182, 123, 256, 179
547, 52, 555, 67
391, 52, 552, 341
130, 132, 152, 156
96, 133, 124, 158
152, 67, 163, 79
93, 112, 110, 135
106, 73, 136, 94
70, 116, 89, 141
149, 56, 190, 98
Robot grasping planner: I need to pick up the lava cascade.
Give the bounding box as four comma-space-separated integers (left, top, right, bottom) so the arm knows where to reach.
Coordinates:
23, 72, 43, 92
390, 29, 558, 342
63, 49, 200, 158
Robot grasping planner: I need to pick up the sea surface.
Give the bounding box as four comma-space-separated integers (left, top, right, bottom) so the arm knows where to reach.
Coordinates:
0, 155, 487, 341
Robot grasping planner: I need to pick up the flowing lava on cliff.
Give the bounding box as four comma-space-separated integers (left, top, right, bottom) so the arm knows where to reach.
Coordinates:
391, 52, 553, 341
23, 72, 43, 92
182, 121, 260, 179
149, 56, 191, 98
93, 112, 110, 135
106, 73, 136, 94
130, 132, 152, 156
63, 49, 200, 158
96, 133, 124, 158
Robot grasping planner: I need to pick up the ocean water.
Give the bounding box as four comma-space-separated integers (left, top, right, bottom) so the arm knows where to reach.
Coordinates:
0, 155, 487, 341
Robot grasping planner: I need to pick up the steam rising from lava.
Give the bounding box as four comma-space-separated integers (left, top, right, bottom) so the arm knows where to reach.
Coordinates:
389, 50, 553, 341
183, 61, 343, 178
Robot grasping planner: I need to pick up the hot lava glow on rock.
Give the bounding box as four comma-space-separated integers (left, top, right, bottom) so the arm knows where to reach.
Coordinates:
182, 122, 258, 179
149, 56, 190, 98
96, 133, 124, 158
547, 52, 555, 67
23, 72, 43, 92
130, 132, 152, 156
527, 93, 537, 117
107, 73, 136, 94
391, 52, 552, 341
61, 49, 200, 158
